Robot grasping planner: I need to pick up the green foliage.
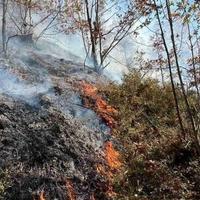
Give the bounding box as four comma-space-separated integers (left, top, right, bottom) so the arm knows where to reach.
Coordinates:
102, 72, 180, 137
101, 72, 200, 199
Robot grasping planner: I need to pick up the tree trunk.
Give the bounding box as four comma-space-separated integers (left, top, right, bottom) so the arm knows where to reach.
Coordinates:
91, 52, 100, 73
84, 0, 100, 74
153, 0, 185, 138
2, 0, 7, 56
166, 0, 200, 153
187, 23, 200, 101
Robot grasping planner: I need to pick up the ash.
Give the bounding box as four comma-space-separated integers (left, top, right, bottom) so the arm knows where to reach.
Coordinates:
0, 43, 110, 200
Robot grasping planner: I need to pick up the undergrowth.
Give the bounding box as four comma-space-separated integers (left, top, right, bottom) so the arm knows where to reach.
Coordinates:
100, 72, 200, 200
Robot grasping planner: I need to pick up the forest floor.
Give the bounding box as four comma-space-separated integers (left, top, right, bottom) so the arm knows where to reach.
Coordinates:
0, 44, 118, 200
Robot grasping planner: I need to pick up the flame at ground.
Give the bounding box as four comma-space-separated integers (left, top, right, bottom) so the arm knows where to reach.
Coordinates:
97, 142, 122, 175
79, 81, 122, 198
80, 81, 117, 128
66, 180, 76, 200
39, 191, 46, 200
81, 82, 98, 96
105, 142, 122, 170
80, 81, 121, 170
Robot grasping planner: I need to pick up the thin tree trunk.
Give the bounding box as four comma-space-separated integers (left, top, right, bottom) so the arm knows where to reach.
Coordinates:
187, 23, 200, 101
157, 50, 165, 87
2, 0, 7, 56
84, 0, 100, 73
153, 0, 185, 137
165, 0, 200, 152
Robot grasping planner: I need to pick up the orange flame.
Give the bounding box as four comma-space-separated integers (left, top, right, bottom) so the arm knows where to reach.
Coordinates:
96, 142, 122, 198
105, 142, 122, 170
79, 81, 121, 198
81, 82, 98, 96
90, 193, 96, 200
66, 180, 76, 200
39, 191, 46, 200
80, 81, 117, 128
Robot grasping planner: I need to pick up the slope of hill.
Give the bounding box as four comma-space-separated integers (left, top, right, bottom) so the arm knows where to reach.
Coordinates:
0, 43, 114, 200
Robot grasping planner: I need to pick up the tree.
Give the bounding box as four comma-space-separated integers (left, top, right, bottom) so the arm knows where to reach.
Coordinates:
140, 0, 200, 152
152, 0, 185, 138
2, 0, 8, 55
5, 0, 62, 46
62, 0, 143, 73
180, 0, 200, 101
165, 0, 199, 151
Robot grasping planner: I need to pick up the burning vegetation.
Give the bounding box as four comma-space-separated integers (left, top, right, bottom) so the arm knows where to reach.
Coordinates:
80, 81, 118, 128
0, 51, 118, 200
66, 180, 76, 200
79, 81, 122, 198
1, 49, 200, 200
38, 191, 46, 200
0, 0, 200, 199
104, 142, 122, 171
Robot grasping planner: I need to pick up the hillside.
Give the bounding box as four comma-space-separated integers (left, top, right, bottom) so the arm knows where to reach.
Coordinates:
0, 43, 199, 200
0, 0, 200, 199
0, 44, 116, 200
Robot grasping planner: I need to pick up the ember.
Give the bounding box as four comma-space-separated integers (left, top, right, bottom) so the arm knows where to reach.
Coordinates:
39, 191, 46, 200
105, 141, 122, 171
66, 180, 76, 200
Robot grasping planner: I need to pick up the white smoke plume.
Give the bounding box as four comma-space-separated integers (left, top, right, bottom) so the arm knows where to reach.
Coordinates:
0, 67, 52, 105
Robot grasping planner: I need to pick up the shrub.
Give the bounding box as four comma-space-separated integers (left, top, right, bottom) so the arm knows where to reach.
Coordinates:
100, 72, 200, 199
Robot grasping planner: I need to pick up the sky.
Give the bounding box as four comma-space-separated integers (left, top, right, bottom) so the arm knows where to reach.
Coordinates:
8, 0, 198, 83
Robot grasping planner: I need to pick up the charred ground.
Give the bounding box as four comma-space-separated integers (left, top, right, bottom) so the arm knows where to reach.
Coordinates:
0, 44, 113, 200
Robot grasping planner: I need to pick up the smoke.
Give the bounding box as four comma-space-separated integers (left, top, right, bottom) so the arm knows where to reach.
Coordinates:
0, 67, 52, 105
35, 36, 83, 62
0, 0, 157, 105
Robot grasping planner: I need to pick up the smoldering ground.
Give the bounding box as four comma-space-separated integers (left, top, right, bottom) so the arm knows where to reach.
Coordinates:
0, 42, 112, 199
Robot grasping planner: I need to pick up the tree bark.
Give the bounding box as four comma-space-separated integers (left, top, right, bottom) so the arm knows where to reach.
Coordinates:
153, 0, 185, 137
2, 0, 7, 56
165, 0, 200, 152
84, 0, 100, 73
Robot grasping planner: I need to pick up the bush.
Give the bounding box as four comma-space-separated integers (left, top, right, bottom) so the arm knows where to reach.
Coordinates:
100, 72, 200, 199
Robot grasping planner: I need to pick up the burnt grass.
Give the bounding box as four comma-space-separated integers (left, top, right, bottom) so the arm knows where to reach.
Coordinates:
0, 95, 109, 200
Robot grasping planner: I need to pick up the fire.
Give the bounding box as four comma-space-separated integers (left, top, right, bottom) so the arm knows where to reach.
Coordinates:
80, 81, 117, 128
97, 142, 122, 176
81, 82, 98, 96
39, 191, 45, 200
80, 82, 121, 169
79, 81, 122, 198
105, 142, 122, 170
97, 129, 122, 197
66, 179, 76, 200
90, 193, 96, 200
